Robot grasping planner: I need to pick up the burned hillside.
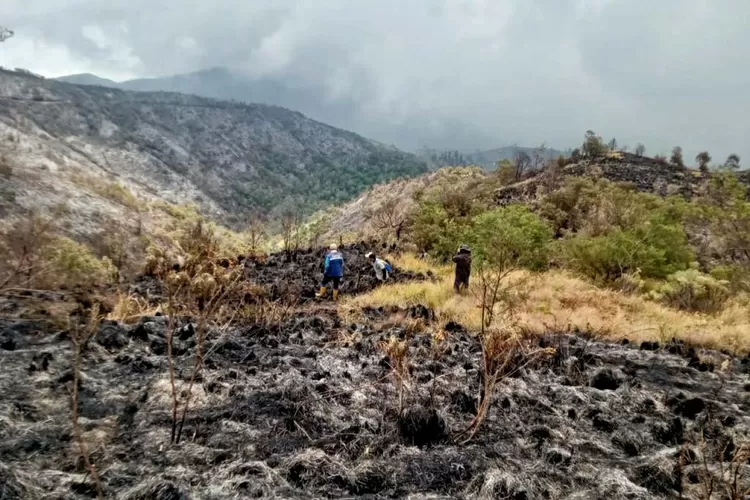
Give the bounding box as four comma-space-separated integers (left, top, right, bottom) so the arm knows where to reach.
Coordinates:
495, 152, 701, 206
244, 243, 427, 301
1, 251, 749, 499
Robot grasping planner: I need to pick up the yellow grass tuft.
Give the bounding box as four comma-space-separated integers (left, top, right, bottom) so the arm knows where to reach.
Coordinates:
106, 292, 160, 323
349, 257, 750, 353
386, 253, 452, 278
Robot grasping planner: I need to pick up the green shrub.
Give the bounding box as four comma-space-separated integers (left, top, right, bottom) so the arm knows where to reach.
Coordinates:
43, 237, 117, 288
467, 206, 553, 271
559, 223, 694, 284
691, 172, 750, 265
410, 201, 464, 261
536, 177, 686, 238
649, 270, 730, 313
710, 264, 750, 293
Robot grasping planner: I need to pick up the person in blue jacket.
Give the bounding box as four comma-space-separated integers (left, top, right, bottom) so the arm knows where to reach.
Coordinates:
316, 244, 344, 300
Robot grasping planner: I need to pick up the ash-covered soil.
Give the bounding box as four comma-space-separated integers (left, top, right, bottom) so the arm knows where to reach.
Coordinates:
128, 243, 426, 305
243, 243, 426, 301
2, 296, 750, 500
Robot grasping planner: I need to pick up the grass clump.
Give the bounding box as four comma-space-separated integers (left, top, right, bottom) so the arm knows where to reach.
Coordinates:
350, 259, 750, 353
69, 169, 142, 211
649, 270, 731, 313
101, 182, 140, 210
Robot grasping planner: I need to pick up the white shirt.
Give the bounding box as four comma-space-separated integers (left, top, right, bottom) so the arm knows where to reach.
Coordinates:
372, 258, 388, 281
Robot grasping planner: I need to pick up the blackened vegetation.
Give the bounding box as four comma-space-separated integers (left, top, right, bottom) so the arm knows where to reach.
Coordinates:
0, 266, 749, 498
244, 242, 425, 300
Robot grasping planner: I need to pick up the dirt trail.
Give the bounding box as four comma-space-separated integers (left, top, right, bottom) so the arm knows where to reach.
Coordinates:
0, 252, 749, 499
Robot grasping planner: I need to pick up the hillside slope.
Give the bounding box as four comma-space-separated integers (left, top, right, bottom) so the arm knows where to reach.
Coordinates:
315, 152, 746, 244
57, 67, 496, 151
314, 166, 489, 242
0, 69, 427, 230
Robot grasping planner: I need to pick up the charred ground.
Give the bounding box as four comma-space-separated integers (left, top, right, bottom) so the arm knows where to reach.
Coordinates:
0, 247, 749, 499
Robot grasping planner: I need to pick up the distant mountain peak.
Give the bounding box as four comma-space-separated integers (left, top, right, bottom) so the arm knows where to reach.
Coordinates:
56, 73, 120, 87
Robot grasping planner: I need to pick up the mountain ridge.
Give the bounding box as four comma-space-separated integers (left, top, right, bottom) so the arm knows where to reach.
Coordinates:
56, 69, 569, 163
56, 67, 497, 151
0, 68, 428, 239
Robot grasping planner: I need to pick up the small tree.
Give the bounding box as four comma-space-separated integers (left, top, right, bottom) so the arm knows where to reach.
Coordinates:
158, 222, 246, 444
532, 142, 548, 171
725, 154, 741, 170
698, 172, 750, 262
0, 213, 54, 290
456, 207, 553, 441
696, 151, 712, 172
608, 138, 618, 151
246, 218, 266, 257
281, 211, 303, 258
670, 146, 684, 168
365, 197, 408, 242
467, 207, 552, 329
514, 150, 532, 181
495, 159, 515, 185
582, 130, 606, 157
635, 144, 646, 157
69, 306, 104, 499
540, 159, 564, 195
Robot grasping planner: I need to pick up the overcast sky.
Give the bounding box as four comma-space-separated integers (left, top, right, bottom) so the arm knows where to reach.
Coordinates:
1, 0, 749, 161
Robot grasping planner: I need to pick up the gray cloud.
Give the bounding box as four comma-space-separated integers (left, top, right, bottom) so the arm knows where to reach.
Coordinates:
2, 0, 749, 161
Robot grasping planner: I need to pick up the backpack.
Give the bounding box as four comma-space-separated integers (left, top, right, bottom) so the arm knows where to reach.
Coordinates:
384, 260, 392, 273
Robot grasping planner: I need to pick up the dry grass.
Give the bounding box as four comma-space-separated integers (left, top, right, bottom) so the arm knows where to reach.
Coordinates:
349, 255, 750, 353
106, 292, 160, 323
69, 169, 142, 211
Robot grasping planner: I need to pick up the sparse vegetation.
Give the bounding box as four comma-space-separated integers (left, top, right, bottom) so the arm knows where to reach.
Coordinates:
671, 146, 685, 168
725, 153, 741, 170
649, 269, 730, 313
68, 305, 105, 499
0, 156, 12, 178
155, 221, 247, 443
69, 170, 142, 211
350, 262, 750, 352
697, 151, 712, 172
0, 211, 115, 290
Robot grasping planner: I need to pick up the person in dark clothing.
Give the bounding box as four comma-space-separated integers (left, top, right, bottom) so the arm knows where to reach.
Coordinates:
452, 244, 472, 293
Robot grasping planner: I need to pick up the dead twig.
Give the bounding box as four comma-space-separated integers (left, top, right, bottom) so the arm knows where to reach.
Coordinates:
69, 306, 104, 499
